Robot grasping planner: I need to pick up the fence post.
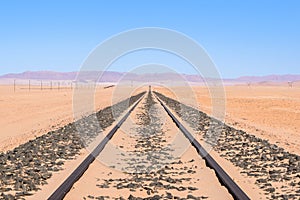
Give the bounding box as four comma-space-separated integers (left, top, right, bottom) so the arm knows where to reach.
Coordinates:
29, 80, 31, 91
14, 79, 16, 92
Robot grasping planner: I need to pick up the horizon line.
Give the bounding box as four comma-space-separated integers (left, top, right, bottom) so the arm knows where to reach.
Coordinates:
1, 70, 300, 80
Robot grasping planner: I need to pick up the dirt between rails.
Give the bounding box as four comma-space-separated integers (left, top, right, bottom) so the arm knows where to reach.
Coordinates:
0, 92, 145, 200
154, 91, 300, 200
65, 91, 232, 200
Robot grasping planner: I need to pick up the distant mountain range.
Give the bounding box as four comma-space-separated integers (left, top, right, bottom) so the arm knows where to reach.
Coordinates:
0, 71, 299, 83
228, 74, 300, 83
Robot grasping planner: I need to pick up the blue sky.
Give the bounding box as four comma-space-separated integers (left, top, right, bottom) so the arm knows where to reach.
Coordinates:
0, 0, 299, 78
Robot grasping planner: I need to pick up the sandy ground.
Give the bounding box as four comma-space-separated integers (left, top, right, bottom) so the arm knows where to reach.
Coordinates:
154, 84, 300, 155
1, 83, 299, 199
0, 84, 142, 152
2, 84, 298, 155
0, 85, 111, 152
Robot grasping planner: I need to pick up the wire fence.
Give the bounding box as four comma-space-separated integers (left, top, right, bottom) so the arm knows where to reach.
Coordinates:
12, 80, 74, 92
9, 79, 115, 92
3, 79, 298, 93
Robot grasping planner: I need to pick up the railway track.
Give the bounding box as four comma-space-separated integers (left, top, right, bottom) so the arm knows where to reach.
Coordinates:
49, 90, 249, 200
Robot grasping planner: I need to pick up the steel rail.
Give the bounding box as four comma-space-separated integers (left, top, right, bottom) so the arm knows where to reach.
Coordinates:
154, 93, 250, 200
48, 92, 145, 200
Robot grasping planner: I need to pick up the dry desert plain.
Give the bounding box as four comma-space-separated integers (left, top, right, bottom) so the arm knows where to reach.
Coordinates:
0, 83, 299, 199
154, 84, 300, 155
0, 84, 145, 152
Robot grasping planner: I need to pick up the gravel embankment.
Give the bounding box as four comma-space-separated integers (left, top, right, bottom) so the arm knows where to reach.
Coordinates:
0, 92, 145, 200
154, 92, 300, 200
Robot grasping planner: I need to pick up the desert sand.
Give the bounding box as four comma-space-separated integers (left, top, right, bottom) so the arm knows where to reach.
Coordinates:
0, 83, 299, 199
0, 84, 144, 152
154, 84, 300, 155
0, 85, 111, 152
1, 83, 298, 155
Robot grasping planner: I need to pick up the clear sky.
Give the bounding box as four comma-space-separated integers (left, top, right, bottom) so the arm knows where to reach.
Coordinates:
0, 0, 299, 78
